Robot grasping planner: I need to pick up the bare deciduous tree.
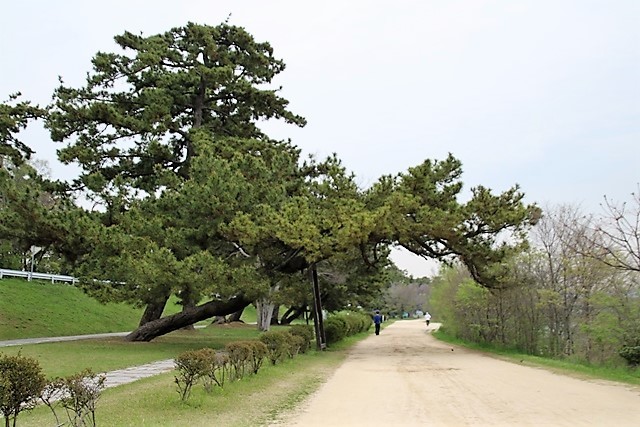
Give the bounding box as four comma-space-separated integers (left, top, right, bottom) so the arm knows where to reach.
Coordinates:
591, 186, 640, 272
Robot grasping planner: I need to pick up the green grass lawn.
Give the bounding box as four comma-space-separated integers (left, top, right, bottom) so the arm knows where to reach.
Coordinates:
11, 329, 369, 427
0, 323, 266, 377
16, 345, 350, 427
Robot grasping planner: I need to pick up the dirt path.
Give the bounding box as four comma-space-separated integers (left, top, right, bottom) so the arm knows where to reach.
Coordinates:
269, 319, 640, 427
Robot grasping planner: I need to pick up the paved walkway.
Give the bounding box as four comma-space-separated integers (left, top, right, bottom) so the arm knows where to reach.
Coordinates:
103, 358, 175, 388
0, 332, 175, 388
0, 332, 130, 348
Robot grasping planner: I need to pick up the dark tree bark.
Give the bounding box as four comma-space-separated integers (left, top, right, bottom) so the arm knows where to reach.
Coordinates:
227, 307, 245, 322
210, 306, 244, 325
270, 305, 280, 325
280, 305, 307, 325
138, 295, 170, 327
180, 289, 197, 331
125, 295, 252, 342
211, 316, 227, 325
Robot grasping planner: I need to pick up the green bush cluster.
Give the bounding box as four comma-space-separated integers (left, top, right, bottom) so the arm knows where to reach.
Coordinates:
174, 342, 268, 401
324, 312, 372, 345
175, 349, 219, 401
0, 352, 105, 427
225, 341, 268, 380
324, 318, 346, 344
619, 346, 640, 367
288, 324, 314, 354
41, 369, 106, 427
175, 329, 311, 402
246, 341, 268, 374
259, 330, 294, 365
0, 353, 47, 427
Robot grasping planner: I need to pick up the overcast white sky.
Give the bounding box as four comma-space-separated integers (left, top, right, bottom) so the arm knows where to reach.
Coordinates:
1, 1, 638, 277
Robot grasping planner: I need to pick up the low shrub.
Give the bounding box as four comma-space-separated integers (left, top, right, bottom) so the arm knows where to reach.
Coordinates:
619, 346, 640, 367
343, 314, 363, 335
288, 324, 314, 353
329, 316, 348, 334
41, 369, 106, 427
174, 349, 217, 401
360, 313, 373, 332
174, 332, 306, 402
324, 312, 372, 346
202, 351, 229, 392
324, 317, 346, 344
246, 341, 268, 375
225, 342, 253, 380
259, 330, 293, 365
287, 335, 306, 358
0, 353, 47, 427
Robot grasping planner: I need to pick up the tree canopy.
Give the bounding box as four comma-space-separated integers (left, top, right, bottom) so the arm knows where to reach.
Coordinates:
365, 154, 540, 288
0, 94, 45, 166
47, 22, 305, 197
1, 21, 541, 341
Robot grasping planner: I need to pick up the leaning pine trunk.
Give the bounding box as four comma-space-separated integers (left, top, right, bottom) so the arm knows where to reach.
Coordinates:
227, 307, 245, 322
270, 305, 280, 325
280, 305, 307, 325
125, 296, 251, 342
138, 295, 170, 327
180, 290, 197, 331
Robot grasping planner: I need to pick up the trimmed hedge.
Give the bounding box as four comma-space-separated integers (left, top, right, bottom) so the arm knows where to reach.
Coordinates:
259, 330, 294, 365
247, 341, 268, 374
42, 369, 106, 426
174, 340, 269, 400
324, 312, 373, 346
172, 318, 368, 403
174, 348, 218, 400
287, 335, 306, 358
288, 324, 314, 353
0, 354, 107, 426
174, 328, 317, 401
324, 317, 347, 344
225, 341, 253, 380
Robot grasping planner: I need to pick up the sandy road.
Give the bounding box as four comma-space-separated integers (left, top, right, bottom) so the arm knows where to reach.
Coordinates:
268, 319, 640, 427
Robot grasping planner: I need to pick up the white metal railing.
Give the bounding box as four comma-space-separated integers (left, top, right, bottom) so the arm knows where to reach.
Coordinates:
0, 268, 77, 284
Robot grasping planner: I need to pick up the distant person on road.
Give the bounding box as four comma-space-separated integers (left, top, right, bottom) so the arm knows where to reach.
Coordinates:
373, 310, 383, 335
424, 311, 431, 327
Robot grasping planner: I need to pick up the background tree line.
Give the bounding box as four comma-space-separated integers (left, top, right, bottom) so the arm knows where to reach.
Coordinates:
430, 190, 640, 367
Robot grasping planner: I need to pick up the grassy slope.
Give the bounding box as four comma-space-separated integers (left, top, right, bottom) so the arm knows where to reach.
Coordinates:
0, 278, 259, 340
0, 278, 143, 340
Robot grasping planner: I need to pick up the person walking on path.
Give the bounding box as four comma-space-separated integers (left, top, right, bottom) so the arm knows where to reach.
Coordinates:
424, 311, 431, 327
373, 310, 383, 335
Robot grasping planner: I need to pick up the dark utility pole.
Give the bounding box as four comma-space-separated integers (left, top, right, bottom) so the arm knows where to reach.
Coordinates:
310, 263, 327, 350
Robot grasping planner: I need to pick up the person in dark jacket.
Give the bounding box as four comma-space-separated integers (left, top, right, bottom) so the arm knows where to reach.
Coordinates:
373, 310, 383, 335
